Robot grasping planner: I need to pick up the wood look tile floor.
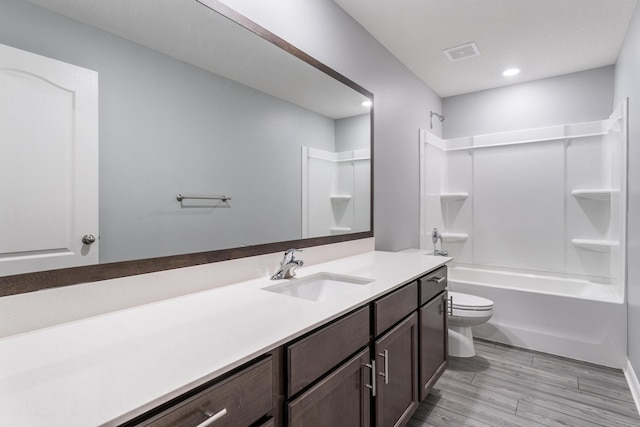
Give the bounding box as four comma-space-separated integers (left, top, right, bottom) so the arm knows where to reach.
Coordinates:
410, 339, 640, 427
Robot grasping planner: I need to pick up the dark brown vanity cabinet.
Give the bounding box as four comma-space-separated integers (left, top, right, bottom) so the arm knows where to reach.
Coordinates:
284, 268, 448, 427
418, 266, 449, 401
284, 282, 421, 427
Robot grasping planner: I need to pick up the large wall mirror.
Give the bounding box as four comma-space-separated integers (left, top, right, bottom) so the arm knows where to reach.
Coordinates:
0, 0, 373, 295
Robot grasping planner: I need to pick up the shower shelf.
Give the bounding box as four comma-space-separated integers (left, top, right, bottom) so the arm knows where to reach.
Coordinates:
571, 239, 619, 252
441, 233, 468, 243
571, 189, 619, 201
330, 195, 352, 202
330, 227, 351, 234
440, 193, 468, 202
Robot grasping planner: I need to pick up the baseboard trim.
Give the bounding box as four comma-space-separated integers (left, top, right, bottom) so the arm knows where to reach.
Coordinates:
624, 359, 640, 416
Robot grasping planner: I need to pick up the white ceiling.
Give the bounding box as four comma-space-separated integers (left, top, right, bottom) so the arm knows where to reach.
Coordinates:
334, 0, 638, 97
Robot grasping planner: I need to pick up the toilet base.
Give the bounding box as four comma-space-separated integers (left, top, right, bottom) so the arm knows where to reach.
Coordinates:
448, 325, 476, 357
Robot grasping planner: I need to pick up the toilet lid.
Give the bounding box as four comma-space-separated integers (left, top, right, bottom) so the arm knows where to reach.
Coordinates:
449, 292, 493, 310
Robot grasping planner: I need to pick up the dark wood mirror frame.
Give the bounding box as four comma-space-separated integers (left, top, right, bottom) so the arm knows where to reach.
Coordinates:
0, 0, 373, 298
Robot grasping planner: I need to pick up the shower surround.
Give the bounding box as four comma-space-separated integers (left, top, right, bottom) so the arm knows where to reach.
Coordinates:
420, 102, 628, 367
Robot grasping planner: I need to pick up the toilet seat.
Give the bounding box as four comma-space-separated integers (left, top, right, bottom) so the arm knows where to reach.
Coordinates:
449, 292, 493, 311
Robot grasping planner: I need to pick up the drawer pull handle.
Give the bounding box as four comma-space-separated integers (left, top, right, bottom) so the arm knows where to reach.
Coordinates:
364, 360, 377, 396
197, 408, 227, 427
429, 276, 446, 284
378, 349, 389, 385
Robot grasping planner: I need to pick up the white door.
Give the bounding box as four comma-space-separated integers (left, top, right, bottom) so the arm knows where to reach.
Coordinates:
0, 43, 98, 276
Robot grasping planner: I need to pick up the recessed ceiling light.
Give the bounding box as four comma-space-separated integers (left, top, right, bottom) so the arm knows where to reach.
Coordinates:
361, 100, 372, 107
503, 68, 520, 77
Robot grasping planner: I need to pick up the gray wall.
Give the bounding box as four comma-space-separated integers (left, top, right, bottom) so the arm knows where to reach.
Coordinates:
222, 0, 443, 251
336, 114, 370, 152
615, 2, 640, 381
442, 66, 615, 139
0, 0, 339, 262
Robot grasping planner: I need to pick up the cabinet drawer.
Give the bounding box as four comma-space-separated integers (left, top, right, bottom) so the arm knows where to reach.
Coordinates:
288, 306, 370, 396
420, 266, 447, 306
140, 357, 273, 427
374, 281, 417, 336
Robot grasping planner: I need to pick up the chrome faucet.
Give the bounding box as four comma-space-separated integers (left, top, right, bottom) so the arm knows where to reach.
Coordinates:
431, 227, 449, 257
270, 248, 304, 280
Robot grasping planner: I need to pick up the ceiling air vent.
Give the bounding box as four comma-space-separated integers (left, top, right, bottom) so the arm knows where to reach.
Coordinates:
443, 42, 481, 62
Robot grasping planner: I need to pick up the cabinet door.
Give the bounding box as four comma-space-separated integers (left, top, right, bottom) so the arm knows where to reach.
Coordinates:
419, 291, 449, 401
375, 313, 419, 427
288, 348, 371, 427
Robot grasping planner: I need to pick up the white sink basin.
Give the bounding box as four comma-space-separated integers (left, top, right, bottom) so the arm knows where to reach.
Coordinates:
263, 272, 374, 302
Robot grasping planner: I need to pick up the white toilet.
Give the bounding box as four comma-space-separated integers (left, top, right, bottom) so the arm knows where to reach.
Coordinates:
448, 291, 494, 357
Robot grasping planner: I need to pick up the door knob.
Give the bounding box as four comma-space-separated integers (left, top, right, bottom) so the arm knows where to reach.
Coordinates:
82, 234, 96, 245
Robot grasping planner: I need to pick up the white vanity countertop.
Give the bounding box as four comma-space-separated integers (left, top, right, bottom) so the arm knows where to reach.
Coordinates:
0, 251, 448, 426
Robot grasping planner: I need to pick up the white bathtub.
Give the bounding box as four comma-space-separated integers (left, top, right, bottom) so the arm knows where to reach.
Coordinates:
448, 265, 626, 368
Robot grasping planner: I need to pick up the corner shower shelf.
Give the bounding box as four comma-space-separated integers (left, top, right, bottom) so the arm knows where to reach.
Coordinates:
330, 195, 352, 202
571, 239, 619, 252
440, 193, 469, 202
441, 233, 469, 243
571, 189, 619, 201
330, 227, 351, 234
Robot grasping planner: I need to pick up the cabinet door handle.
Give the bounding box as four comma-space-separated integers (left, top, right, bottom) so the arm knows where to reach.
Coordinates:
196, 408, 227, 427
364, 359, 377, 396
439, 293, 450, 314
378, 349, 389, 384
428, 276, 446, 284
447, 296, 453, 317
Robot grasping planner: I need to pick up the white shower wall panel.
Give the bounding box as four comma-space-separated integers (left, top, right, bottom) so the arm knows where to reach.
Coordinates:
422, 143, 446, 247
334, 162, 354, 229
604, 113, 626, 285
566, 136, 612, 279
421, 106, 626, 289
567, 136, 609, 188
443, 150, 473, 262
352, 160, 371, 233
305, 157, 334, 237
472, 141, 565, 272
302, 147, 371, 237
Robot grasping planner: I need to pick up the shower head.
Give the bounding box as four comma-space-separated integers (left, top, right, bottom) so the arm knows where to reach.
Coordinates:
430, 111, 445, 129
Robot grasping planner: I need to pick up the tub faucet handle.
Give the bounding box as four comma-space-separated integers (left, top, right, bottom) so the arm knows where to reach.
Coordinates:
432, 227, 447, 256
431, 227, 442, 244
